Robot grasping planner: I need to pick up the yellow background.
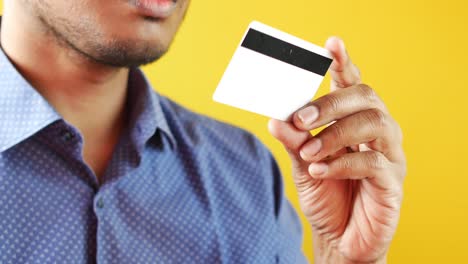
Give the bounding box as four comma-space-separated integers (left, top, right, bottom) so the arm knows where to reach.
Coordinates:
1, 0, 467, 262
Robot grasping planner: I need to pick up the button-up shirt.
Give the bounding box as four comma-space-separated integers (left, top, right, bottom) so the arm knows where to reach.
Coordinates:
0, 32, 306, 263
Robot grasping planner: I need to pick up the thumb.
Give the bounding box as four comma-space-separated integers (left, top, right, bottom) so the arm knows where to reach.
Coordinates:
268, 119, 315, 189
268, 119, 310, 155
325, 36, 361, 90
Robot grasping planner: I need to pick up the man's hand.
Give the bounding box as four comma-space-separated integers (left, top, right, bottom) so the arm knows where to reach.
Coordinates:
268, 37, 406, 263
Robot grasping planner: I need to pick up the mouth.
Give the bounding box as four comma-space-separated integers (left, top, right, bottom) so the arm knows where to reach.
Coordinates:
130, 0, 178, 20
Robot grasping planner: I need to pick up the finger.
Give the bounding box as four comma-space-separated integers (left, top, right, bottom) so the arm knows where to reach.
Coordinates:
325, 36, 361, 90
294, 84, 387, 131
268, 119, 316, 190
307, 151, 394, 184
299, 108, 400, 162
268, 119, 311, 152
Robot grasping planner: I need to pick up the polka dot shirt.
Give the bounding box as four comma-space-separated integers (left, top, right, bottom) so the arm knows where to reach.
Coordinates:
0, 44, 307, 263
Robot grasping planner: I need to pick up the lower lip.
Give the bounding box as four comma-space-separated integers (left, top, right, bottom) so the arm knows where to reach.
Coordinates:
131, 0, 178, 19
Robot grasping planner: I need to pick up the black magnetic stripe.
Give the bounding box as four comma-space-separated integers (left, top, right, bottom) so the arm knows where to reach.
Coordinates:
241, 28, 332, 76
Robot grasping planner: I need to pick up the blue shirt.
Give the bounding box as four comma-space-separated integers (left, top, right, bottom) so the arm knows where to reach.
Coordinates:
0, 42, 306, 263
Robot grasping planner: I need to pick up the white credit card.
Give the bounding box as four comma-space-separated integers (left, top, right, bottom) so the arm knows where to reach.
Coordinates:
213, 21, 333, 121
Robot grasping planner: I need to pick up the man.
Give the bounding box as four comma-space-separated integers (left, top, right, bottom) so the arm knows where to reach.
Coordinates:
0, 0, 406, 263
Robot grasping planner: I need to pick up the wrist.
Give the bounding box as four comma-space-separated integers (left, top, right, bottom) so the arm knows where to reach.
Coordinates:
312, 231, 387, 264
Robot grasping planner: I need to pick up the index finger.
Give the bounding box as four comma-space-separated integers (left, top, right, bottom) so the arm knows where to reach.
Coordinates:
325, 37, 361, 90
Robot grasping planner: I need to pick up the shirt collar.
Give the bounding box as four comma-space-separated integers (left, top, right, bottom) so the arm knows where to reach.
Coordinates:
126, 68, 177, 151
0, 46, 61, 153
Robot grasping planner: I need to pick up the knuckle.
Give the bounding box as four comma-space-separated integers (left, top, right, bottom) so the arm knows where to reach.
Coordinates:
367, 151, 388, 170
338, 155, 354, 170
354, 64, 362, 78
366, 108, 388, 131
324, 94, 342, 113
396, 123, 404, 143
330, 123, 346, 142
357, 83, 379, 105
401, 163, 408, 181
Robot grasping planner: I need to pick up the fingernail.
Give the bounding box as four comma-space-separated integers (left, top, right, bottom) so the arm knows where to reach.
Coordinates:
300, 139, 322, 160
309, 163, 328, 177
297, 105, 319, 126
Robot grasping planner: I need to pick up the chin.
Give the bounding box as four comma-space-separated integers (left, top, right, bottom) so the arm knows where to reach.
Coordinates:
84, 22, 176, 67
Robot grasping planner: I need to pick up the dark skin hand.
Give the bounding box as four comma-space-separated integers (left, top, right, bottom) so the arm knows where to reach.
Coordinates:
269, 37, 406, 263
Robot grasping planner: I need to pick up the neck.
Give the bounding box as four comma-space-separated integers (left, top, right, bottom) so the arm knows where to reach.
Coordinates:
0, 5, 129, 180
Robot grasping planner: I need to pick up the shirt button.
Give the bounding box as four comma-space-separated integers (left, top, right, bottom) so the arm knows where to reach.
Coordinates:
96, 198, 105, 209
136, 124, 143, 134
61, 130, 75, 142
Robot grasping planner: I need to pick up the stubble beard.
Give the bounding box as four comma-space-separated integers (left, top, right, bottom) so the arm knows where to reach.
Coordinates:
33, 2, 168, 68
